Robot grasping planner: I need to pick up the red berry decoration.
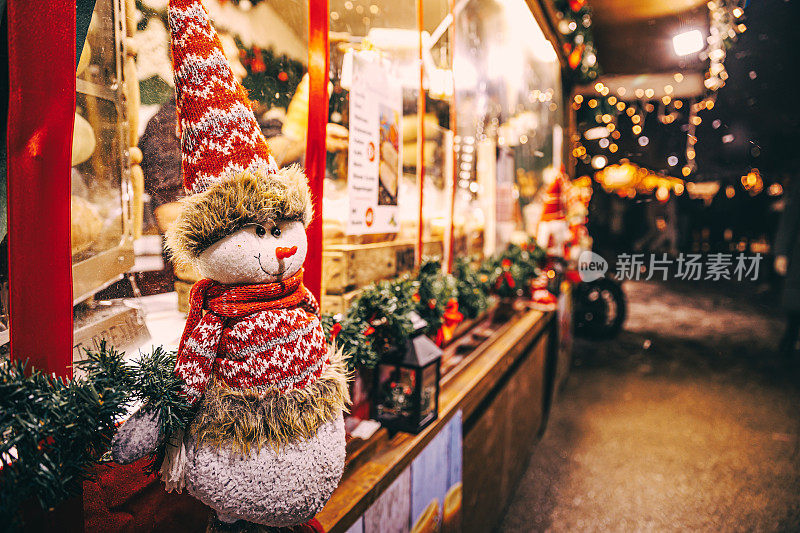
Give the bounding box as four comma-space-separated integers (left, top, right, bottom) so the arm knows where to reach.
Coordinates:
278, 71, 289, 82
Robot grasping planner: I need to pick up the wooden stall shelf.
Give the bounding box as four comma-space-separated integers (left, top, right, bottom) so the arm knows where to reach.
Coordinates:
315, 308, 554, 533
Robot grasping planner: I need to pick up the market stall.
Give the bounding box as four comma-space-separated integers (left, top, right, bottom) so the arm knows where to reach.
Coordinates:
2, 0, 590, 530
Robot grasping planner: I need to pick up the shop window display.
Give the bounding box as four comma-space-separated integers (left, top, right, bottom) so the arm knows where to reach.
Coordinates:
454, 0, 564, 255
2, 0, 574, 529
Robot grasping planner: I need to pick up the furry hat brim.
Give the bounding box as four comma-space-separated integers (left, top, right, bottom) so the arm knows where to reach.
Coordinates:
165, 165, 313, 266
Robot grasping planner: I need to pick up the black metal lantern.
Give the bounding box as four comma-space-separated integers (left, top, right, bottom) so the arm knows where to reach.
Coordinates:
373, 313, 442, 434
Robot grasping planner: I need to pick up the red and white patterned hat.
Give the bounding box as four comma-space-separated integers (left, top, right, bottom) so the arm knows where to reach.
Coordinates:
168, 0, 278, 194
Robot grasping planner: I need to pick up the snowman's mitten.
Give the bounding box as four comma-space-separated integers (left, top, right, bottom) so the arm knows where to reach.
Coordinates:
111, 407, 163, 464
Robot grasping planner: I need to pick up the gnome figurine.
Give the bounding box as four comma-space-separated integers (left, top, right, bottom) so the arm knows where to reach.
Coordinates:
111, 0, 349, 527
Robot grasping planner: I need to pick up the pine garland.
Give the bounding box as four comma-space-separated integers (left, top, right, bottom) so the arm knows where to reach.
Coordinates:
454, 257, 490, 319
415, 259, 458, 337
324, 239, 549, 370
125, 347, 194, 474
236, 38, 306, 110
0, 342, 131, 529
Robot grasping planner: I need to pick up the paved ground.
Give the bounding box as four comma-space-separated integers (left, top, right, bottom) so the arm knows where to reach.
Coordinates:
501, 280, 800, 532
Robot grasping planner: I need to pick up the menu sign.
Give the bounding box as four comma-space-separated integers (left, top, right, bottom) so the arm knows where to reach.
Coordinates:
347, 52, 402, 235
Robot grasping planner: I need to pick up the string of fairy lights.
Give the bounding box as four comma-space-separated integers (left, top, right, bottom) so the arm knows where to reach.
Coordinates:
572, 0, 747, 183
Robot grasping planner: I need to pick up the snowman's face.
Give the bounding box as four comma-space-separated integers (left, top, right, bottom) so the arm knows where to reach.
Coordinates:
195, 219, 307, 284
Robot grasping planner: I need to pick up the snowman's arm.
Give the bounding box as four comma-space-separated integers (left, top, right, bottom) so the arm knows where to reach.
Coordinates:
111, 405, 163, 464
174, 312, 225, 405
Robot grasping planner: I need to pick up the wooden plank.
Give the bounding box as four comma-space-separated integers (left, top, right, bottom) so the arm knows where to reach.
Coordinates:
462, 334, 548, 532
315, 309, 552, 533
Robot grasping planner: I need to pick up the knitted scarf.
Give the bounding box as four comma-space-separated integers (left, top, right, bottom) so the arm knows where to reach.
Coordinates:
178, 269, 308, 356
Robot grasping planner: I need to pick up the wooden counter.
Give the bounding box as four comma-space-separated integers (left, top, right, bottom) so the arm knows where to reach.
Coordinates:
316, 307, 556, 533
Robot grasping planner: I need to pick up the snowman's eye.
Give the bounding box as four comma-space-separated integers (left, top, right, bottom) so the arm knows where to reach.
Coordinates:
271, 226, 282, 238
255, 225, 267, 237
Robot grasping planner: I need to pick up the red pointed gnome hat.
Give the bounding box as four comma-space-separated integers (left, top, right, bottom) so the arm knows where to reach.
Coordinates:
540, 176, 566, 221
168, 0, 277, 194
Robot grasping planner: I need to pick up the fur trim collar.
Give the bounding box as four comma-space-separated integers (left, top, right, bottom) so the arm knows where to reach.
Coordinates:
190, 346, 350, 455
166, 165, 313, 266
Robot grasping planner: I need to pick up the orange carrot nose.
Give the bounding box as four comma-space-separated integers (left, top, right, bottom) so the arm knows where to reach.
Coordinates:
276, 246, 298, 260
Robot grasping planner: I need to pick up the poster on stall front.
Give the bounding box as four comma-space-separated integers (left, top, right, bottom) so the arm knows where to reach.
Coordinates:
347, 52, 402, 235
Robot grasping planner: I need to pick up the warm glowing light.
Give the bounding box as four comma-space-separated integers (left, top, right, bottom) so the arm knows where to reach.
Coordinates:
674, 182, 684, 195
574, 94, 584, 104
668, 155, 679, 166
611, 130, 621, 139
726, 185, 735, 198
638, 136, 649, 146
616, 102, 626, 112
635, 88, 645, 98
682, 166, 692, 177
606, 123, 616, 132
674, 73, 684, 83
609, 143, 618, 153
591, 155, 608, 169
594, 82, 604, 92
769, 183, 783, 196
673, 29, 705, 56
706, 100, 715, 110
687, 149, 696, 160
733, 7, 743, 17
588, 99, 598, 108
664, 85, 674, 95
599, 138, 610, 148
602, 114, 612, 123
662, 95, 672, 105
656, 186, 670, 202
600, 86, 610, 96
632, 125, 642, 135
626, 108, 635, 117
645, 88, 655, 99
674, 100, 683, 109
691, 116, 702, 126
737, 24, 747, 32
585, 126, 610, 140
631, 115, 641, 124
608, 96, 617, 105
617, 87, 626, 96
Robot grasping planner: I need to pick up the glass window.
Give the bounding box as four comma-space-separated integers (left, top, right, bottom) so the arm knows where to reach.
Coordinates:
454, 0, 563, 255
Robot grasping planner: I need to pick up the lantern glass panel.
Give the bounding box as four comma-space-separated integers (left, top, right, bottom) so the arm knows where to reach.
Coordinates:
376, 365, 418, 421
420, 363, 438, 424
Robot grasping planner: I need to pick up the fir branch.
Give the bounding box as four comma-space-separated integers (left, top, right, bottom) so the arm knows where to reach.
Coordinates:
0, 342, 131, 529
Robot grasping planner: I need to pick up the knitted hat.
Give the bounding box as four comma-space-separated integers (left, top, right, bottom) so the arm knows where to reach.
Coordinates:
540, 177, 566, 222
165, 0, 313, 264
169, 0, 277, 194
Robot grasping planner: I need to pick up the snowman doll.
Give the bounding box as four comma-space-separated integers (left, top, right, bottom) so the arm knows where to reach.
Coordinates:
111, 0, 349, 528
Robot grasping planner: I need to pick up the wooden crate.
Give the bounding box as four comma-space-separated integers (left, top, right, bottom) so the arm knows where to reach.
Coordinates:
175, 280, 192, 314
323, 239, 444, 295
321, 287, 363, 315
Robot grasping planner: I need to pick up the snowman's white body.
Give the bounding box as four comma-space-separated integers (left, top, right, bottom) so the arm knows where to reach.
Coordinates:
185, 414, 345, 526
